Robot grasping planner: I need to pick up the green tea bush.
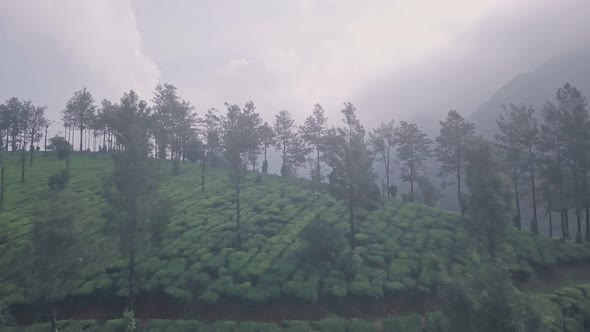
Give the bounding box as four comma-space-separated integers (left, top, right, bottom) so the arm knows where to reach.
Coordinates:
101, 319, 126, 332
348, 319, 377, 332
237, 322, 279, 332
381, 315, 421, 332
212, 320, 237, 332
279, 321, 309, 332
309, 317, 348, 332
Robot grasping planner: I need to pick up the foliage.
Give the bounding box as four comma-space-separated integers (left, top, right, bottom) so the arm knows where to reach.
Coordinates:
395, 121, 432, 202
47, 169, 70, 191
435, 251, 542, 332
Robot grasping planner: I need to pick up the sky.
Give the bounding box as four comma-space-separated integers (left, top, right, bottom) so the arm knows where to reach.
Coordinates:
1, 0, 589, 133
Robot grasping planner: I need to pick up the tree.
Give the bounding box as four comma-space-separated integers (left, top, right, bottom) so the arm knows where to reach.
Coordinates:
301, 104, 328, 181
221, 102, 262, 245
0, 104, 10, 152
152, 83, 195, 175
396, 121, 432, 202
259, 122, 275, 174
243, 101, 263, 171
436, 251, 541, 332
103, 90, 155, 310
369, 119, 397, 198
28, 190, 82, 331
197, 108, 222, 192
48, 136, 73, 170
435, 110, 475, 216
558, 83, 589, 242
539, 101, 570, 239
274, 110, 297, 177
324, 103, 377, 248
4, 97, 23, 153
495, 105, 525, 230
513, 105, 540, 234
18, 100, 34, 183
26, 105, 48, 166
464, 138, 512, 258
415, 175, 441, 207
63, 87, 96, 152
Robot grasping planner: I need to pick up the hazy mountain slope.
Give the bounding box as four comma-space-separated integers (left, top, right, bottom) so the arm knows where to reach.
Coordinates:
470, 48, 590, 136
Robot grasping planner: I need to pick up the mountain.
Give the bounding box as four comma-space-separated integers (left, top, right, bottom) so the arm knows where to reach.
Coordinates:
470, 48, 590, 136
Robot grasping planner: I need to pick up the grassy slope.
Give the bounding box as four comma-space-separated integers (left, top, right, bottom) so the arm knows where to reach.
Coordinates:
1, 153, 590, 310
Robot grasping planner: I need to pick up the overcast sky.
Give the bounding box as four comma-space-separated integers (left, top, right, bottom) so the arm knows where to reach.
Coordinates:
1, 0, 589, 131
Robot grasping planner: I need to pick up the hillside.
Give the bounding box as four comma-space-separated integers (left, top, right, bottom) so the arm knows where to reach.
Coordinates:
2, 153, 590, 327
470, 48, 590, 137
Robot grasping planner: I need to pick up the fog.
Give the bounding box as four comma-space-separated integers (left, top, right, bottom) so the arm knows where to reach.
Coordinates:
1, 0, 589, 129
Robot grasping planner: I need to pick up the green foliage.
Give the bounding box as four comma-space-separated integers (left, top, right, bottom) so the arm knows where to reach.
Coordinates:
279, 321, 309, 332
309, 317, 348, 332
381, 315, 421, 332
348, 319, 377, 332
48, 169, 70, 190
1, 154, 590, 309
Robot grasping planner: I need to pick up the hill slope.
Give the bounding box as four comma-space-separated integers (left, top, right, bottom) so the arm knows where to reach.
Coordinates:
1, 153, 590, 320
470, 48, 590, 137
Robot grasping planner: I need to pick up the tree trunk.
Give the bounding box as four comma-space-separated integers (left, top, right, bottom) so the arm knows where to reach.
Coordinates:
44, 126, 48, 156
512, 167, 522, 229
50, 306, 57, 332
488, 235, 496, 258
530, 163, 538, 233
585, 204, 590, 242
0, 163, 4, 210
457, 168, 464, 217
236, 169, 241, 246
21, 141, 26, 183
565, 209, 570, 239
548, 209, 553, 238
576, 208, 583, 243
30, 137, 35, 166
349, 183, 356, 249
79, 127, 84, 152
127, 200, 137, 311
201, 150, 205, 192
317, 146, 321, 182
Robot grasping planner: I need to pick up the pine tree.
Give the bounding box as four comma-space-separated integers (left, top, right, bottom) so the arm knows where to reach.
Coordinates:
221, 102, 262, 245
369, 119, 396, 198
561, 84, 590, 242
63, 87, 96, 152
259, 122, 275, 174
301, 104, 328, 182
495, 105, 524, 230
464, 138, 512, 258
395, 121, 432, 202
324, 103, 377, 248
435, 110, 475, 216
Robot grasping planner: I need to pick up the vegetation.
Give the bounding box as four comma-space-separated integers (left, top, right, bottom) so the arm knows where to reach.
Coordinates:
2, 82, 590, 330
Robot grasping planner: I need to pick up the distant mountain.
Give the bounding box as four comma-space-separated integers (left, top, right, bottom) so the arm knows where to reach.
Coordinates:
470, 48, 590, 136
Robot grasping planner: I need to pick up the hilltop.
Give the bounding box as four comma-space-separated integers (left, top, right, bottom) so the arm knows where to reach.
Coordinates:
1, 153, 590, 328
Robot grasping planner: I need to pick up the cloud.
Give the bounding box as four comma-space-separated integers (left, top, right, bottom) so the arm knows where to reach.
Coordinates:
0, 0, 159, 114
355, 0, 590, 131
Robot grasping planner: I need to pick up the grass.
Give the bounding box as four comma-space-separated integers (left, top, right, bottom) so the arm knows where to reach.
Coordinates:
1, 152, 590, 310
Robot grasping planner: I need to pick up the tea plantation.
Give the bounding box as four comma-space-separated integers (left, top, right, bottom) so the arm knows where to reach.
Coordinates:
2, 153, 590, 323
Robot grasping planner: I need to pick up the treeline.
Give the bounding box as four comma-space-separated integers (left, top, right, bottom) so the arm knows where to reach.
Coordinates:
2, 83, 590, 243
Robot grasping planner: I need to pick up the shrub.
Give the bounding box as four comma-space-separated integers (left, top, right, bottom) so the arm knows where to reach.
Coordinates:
101, 319, 126, 332
279, 321, 309, 332
299, 215, 348, 264
310, 317, 348, 332
48, 170, 70, 190
237, 321, 279, 332
212, 320, 236, 332
348, 319, 377, 332
381, 315, 421, 332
